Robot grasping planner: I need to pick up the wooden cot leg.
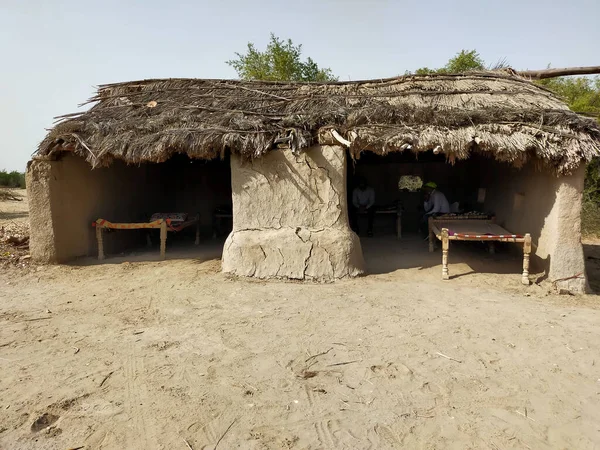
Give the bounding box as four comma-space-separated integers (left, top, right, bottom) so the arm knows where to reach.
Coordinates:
441, 228, 450, 280
396, 212, 402, 240
146, 232, 152, 247
488, 242, 495, 254
195, 221, 200, 245
522, 233, 532, 285
160, 221, 167, 260
428, 216, 435, 252
96, 226, 105, 260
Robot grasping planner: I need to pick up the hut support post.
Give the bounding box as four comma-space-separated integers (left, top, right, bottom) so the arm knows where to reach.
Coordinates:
428, 216, 435, 252
396, 210, 402, 240
441, 228, 449, 280
522, 233, 532, 285
96, 225, 104, 260
195, 220, 200, 245
160, 221, 167, 259
222, 146, 365, 280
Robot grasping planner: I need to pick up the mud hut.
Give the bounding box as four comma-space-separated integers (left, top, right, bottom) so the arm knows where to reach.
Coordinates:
29, 72, 600, 292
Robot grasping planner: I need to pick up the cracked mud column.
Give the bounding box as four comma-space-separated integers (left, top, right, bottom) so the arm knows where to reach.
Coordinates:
222, 145, 365, 280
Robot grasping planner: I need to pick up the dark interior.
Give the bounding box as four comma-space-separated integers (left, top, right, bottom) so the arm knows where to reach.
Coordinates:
347, 150, 488, 234
91, 154, 232, 257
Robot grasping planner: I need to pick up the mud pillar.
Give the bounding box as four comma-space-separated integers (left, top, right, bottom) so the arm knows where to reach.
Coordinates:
538, 165, 588, 293
222, 145, 365, 280
26, 160, 59, 263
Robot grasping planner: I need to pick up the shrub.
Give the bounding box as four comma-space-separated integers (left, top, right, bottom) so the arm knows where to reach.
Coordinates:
0, 170, 25, 188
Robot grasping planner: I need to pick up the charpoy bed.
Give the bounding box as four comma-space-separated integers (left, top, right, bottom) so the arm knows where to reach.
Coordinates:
428, 215, 532, 285
93, 213, 200, 260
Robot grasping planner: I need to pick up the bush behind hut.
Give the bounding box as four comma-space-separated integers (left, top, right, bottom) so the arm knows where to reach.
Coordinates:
0, 170, 26, 189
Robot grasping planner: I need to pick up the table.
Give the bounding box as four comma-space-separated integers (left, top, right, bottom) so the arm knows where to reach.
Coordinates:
357, 207, 402, 239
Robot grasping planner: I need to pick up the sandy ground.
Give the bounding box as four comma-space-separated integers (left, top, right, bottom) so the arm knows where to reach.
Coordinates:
1, 192, 600, 449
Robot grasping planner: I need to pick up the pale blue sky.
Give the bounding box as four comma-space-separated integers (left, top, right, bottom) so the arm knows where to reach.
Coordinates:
1, 0, 599, 171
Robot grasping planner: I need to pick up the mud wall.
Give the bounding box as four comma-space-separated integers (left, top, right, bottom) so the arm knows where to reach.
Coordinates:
482, 160, 587, 293
222, 145, 365, 280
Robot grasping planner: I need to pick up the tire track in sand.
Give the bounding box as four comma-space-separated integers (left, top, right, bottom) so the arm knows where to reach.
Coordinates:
123, 341, 158, 450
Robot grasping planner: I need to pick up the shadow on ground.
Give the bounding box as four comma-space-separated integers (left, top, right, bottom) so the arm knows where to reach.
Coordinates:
0, 211, 28, 221
362, 234, 528, 279
584, 241, 600, 294
71, 238, 225, 267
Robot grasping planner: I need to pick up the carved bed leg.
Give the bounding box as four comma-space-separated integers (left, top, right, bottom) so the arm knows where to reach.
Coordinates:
441, 228, 449, 280
522, 233, 532, 285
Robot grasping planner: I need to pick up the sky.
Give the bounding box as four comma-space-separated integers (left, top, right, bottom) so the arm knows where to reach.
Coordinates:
1, 0, 599, 171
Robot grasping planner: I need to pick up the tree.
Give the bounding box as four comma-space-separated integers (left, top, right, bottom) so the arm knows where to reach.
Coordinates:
227, 34, 337, 82
414, 49, 486, 75
0, 170, 25, 188
537, 76, 600, 117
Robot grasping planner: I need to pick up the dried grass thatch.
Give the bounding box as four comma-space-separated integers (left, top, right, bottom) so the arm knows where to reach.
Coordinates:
36, 71, 600, 174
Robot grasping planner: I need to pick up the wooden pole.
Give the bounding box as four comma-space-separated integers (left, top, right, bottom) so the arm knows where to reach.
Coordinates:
96, 225, 105, 260
517, 66, 600, 80
441, 228, 450, 280
428, 216, 435, 252
396, 209, 402, 240
160, 220, 167, 260
195, 216, 200, 245
522, 233, 532, 285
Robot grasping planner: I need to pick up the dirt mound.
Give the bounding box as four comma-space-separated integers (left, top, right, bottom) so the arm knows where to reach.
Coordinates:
0, 221, 30, 267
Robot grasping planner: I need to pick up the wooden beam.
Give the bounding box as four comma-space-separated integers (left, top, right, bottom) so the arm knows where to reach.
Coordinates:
517, 66, 600, 80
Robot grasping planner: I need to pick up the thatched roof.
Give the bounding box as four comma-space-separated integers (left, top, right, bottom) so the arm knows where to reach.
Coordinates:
37, 71, 600, 174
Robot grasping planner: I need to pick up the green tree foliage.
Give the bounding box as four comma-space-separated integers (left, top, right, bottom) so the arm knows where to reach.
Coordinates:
414, 50, 486, 75
0, 170, 25, 188
537, 76, 600, 117
227, 34, 337, 82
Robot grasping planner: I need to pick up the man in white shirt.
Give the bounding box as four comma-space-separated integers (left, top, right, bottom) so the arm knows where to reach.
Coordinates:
423, 182, 450, 216
351, 178, 376, 237
421, 181, 450, 234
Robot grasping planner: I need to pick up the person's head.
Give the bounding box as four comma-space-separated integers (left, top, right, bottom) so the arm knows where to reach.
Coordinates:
357, 177, 367, 190
423, 181, 437, 194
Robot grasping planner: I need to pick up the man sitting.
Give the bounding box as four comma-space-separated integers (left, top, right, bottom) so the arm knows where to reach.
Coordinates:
421, 181, 450, 235
351, 177, 376, 237
423, 181, 450, 216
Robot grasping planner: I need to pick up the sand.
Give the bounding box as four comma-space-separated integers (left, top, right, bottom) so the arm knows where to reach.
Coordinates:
1, 192, 600, 449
